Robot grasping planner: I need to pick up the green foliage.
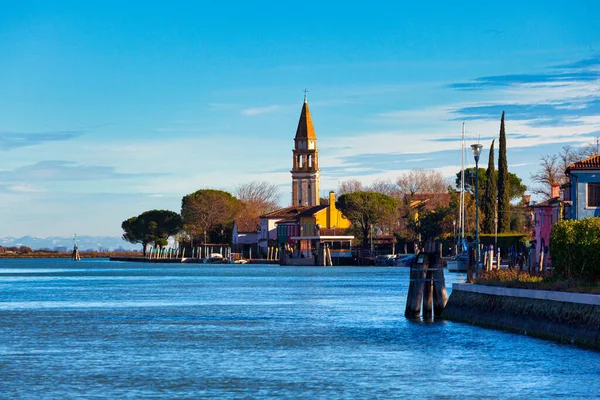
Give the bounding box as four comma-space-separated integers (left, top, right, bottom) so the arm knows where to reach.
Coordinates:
121, 210, 182, 255
455, 167, 526, 201
336, 191, 398, 249
509, 205, 530, 234
479, 233, 528, 255
482, 140, 497, 234
476, 269, 546, 287
181, 189, 240, 243
476, 269, 600, 293
411, 205, 451, 241
498, 111, 511, 232
550, 218, 600, 281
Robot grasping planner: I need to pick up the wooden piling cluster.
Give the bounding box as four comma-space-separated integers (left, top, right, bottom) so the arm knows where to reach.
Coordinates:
405, 243, 449, 319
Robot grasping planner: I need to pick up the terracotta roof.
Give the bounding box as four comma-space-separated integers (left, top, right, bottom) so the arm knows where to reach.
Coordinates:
267, 205, 329, 225
566, 154, 600, 172
297, 205, 328, 217
530, 197, 561, 208
260, 205, 310, 219
234, 217, 260, 233
294, 100, 317, 140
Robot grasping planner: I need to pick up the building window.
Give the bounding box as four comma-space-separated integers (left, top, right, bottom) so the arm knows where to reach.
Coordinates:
588, 183, 600, 207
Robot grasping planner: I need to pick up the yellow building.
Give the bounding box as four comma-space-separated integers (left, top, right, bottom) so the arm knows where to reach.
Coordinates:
298, 191, 351, 232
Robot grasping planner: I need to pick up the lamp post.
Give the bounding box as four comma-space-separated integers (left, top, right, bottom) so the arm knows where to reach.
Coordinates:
453, 219, 456, 255
471, 143, 483, 276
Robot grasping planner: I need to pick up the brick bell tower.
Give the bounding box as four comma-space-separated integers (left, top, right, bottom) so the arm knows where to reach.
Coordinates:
291, 95, 320, 206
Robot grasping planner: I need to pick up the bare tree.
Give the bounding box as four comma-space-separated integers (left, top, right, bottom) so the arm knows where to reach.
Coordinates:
531, 144, 598, 199
338, 179, 364, 195
234, 181, 281, 217
396, 169, 447, 196
367, 179, 400, 197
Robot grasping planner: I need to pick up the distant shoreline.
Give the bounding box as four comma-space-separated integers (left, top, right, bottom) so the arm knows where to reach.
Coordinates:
0, 252, 142, 259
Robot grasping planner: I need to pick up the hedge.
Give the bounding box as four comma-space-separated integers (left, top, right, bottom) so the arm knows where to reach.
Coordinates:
479, 233, 528, 256
550, 217, 600, 281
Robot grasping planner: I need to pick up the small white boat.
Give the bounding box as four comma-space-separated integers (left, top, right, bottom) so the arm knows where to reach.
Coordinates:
204, 253, 226, 264
447, 254, 467, 272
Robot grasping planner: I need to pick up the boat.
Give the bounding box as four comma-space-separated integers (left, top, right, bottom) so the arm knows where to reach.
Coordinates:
204, 253, 227, 264
447, 253, 467, 272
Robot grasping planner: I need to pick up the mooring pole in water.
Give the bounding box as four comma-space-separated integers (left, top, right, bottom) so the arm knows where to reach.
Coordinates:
423, 262, 433, 319
405, 240, 448, 320
432, 251, 448, 317
405, 249, 425, 319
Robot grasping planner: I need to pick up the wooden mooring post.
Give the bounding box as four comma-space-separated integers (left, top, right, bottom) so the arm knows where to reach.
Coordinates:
405, 241, 449, 320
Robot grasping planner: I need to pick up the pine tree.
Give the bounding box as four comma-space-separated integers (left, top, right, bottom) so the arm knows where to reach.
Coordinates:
482, 140, 497, 234
497, 111, 511, 232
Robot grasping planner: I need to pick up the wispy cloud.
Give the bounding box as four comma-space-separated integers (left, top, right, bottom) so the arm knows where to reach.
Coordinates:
448, 55, 600, 91
451, 97, 600, 123
241, 105, 280, 116
315, 55, 600, 189
0, 161, 167, 182
0, 131, 83, 151
7, 184, 44, 193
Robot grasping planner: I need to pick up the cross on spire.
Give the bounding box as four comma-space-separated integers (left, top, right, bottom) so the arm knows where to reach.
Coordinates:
303, 88, 309, 102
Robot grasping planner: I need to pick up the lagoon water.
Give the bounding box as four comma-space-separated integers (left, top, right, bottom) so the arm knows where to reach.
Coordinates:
1, 258, 599, 399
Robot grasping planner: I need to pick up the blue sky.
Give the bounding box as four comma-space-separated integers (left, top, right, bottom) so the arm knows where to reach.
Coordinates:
0, 1, 599, 237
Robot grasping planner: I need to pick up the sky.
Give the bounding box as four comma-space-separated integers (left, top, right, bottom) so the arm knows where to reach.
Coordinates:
0, 1, 599, 237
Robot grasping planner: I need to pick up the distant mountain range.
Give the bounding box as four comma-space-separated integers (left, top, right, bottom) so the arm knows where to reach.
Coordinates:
0, 236, 141, 251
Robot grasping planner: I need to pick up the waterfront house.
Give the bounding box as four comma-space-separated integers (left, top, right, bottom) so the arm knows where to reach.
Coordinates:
258, 206, 308, 258
531, 184, 562, 268
563, 153, 600, 220
232, 217, 260, 259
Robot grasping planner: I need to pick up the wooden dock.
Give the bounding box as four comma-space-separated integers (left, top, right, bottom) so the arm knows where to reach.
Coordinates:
109, 256, 279, 264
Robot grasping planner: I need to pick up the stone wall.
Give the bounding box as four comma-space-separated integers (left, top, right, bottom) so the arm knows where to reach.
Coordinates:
442, 284, 600, 349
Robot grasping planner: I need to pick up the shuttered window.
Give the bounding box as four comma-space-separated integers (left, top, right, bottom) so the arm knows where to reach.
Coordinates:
588, 183, 600, 207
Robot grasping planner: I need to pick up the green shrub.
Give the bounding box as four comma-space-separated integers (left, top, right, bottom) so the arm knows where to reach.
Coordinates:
550, 217, 600, 280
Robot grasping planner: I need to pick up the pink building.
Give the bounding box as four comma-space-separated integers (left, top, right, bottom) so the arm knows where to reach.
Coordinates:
531, 185, 562, 268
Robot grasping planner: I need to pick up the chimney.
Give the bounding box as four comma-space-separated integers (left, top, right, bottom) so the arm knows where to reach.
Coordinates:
328, 191, 336, 228
551, 184, 560, 198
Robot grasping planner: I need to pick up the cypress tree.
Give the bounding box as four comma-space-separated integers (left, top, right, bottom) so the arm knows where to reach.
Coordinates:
497, 111, 511, 232
482, 140, 497, 234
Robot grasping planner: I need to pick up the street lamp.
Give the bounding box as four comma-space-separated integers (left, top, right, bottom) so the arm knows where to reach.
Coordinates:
471, 143, 483, 276
452, 220, 456, 255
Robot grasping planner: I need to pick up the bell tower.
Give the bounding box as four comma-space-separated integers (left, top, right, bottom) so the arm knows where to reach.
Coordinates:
291, 95, 320, 206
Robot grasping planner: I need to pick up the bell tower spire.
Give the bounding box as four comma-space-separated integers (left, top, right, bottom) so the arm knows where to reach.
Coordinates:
291, 95, 320, 206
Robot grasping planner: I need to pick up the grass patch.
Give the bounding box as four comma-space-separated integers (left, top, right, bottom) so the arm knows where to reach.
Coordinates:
475, 269, 600, 294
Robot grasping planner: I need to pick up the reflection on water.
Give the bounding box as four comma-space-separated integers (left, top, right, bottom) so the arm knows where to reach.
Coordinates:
0, 258, 598, 399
